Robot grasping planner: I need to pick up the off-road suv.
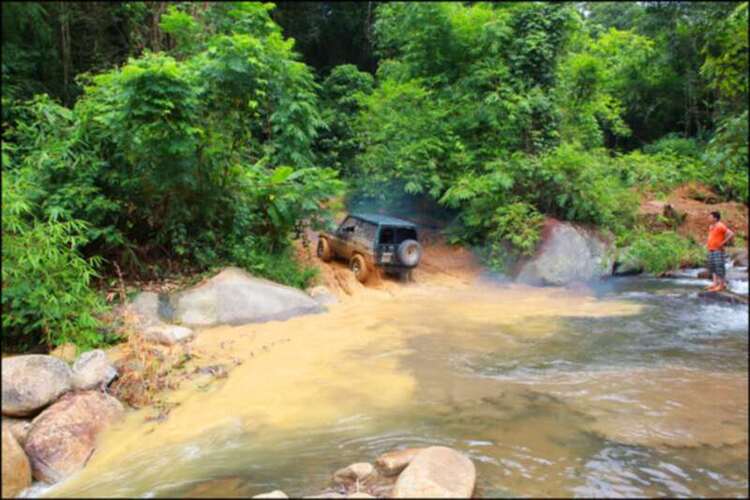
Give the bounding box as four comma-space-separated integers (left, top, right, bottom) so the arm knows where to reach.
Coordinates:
317, 213, 423, 283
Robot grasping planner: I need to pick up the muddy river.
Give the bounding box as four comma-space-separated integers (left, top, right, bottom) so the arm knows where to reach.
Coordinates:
32, 273, 748, 498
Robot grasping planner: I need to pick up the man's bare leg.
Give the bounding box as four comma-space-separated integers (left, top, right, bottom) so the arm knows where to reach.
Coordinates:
707, 273, 721, 292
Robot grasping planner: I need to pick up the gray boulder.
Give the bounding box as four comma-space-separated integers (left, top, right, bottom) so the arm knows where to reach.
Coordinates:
393, 446, 475, 498
142, 324, 195, 345
2, 355, 73, 417
71, 350, 118, 390
517, 221, 612, 286
24, 391, 124, 483
169, 267, 323, 327
128, 291, 163, 327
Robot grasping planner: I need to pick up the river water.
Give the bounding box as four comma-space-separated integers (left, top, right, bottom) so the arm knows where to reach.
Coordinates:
35, 273, 748, 498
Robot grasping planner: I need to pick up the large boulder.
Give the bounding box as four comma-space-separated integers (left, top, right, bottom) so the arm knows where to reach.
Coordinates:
23, 391, 124, 484
2, 355, 73, 417
168, 267, 323, 327
516, 220, 612, 286
71, 350, 118, 391
392, 446, 476, 498
2, 421, 32, 497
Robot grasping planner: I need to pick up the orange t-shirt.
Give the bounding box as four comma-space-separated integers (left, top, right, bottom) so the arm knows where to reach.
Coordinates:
707, 222, 728, 251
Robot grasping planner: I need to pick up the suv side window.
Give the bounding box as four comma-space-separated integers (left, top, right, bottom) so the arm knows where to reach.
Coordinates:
359, 221, 377, 241
339, 216, 357, 234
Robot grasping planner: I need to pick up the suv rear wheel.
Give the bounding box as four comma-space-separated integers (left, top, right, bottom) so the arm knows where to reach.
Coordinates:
317, 237, 332, 262
350, 254, 369, 283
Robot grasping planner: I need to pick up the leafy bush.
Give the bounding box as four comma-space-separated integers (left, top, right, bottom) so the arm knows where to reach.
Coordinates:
620, 230, 704, 275
614, 150, 708, 194
643, 133, 702, 158
702, 110, 748, 203
2, 169, 106, 350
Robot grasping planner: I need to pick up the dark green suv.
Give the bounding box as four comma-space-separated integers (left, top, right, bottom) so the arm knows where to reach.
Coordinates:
317, 213, 423, 282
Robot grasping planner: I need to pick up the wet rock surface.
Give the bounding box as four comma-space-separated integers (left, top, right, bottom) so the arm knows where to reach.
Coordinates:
1, 355, 74, 417
24, 391, 124, 483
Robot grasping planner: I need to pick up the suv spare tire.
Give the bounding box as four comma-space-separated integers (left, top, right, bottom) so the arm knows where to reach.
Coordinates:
397, 239, 422, 267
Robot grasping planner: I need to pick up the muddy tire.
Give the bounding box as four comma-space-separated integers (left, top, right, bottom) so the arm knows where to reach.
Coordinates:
350, 254, 369, 283
317, 237, 333, 262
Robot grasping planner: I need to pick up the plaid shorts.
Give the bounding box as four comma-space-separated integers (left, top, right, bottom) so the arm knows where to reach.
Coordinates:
708, 250, 726, 278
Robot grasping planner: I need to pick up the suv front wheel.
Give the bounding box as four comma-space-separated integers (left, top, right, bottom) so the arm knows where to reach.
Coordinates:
350, 254, 369, 283
317, 237, 332, 262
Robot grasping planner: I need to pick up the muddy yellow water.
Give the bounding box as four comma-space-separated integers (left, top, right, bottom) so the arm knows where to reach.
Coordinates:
41, 277, 748, 498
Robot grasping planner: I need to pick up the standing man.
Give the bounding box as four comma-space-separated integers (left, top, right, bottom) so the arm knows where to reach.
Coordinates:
706, 211, 734, 292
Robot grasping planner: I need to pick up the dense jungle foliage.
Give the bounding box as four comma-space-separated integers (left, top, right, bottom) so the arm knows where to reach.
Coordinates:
2, 2, 748, 350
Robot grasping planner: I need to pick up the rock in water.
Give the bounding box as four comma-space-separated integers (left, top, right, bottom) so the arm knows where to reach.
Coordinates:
71, 350, 118, 391
2, 355, 74, 417
171, 267, 323, 327
2, 421, 32, 497
24, 391, 124, 483
728, 247, 749, 267
517, 220, 612, 286
698, 290, 749, 305
253, 490, 289, 499
392, 446, 476, 498
375, 448, 426, 477
142, 324, 195, 345
333, 462, 375, 484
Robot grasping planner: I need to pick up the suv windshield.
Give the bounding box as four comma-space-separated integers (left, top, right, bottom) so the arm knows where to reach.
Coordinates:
379, 226, 417, 245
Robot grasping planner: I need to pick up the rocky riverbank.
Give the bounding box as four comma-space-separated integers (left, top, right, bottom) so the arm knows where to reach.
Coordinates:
1, 352, 121, 496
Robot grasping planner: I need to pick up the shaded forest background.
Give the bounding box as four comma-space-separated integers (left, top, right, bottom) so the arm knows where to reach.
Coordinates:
2, 2, 748, 350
